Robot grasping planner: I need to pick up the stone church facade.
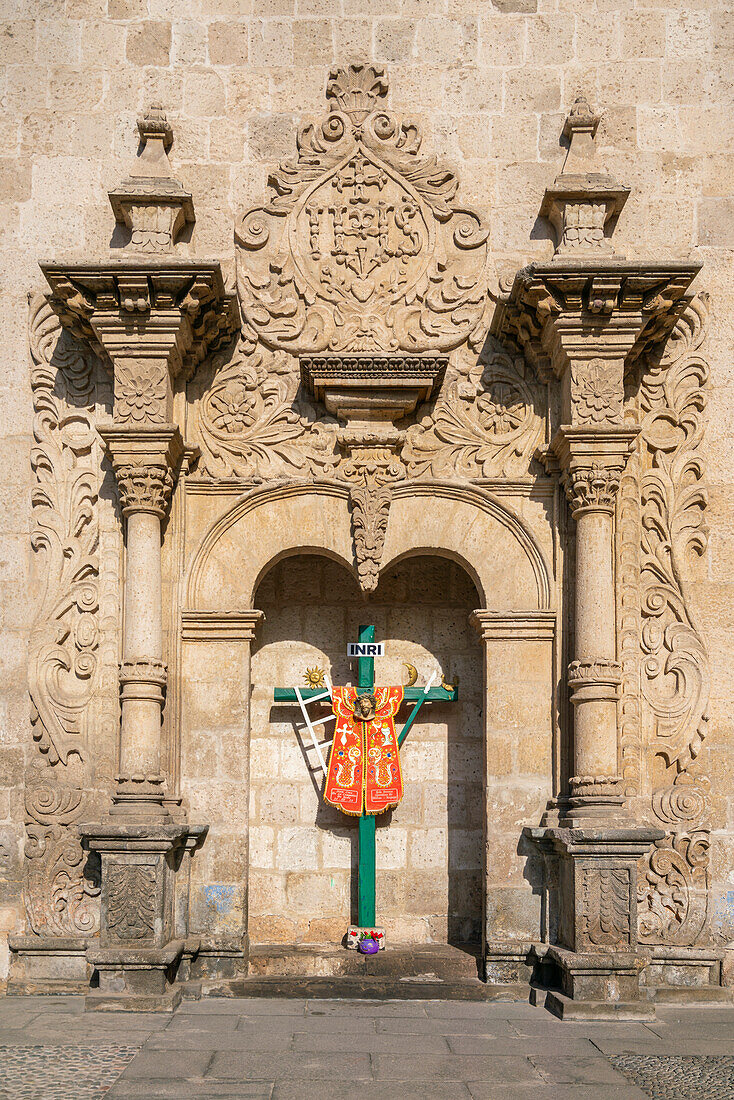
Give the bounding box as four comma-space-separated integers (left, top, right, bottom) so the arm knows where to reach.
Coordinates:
1, 5, 732, 1016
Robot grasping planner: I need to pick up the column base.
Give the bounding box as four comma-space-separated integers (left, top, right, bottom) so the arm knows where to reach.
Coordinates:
7, 935, 90, 995
86, 940, 187, 1012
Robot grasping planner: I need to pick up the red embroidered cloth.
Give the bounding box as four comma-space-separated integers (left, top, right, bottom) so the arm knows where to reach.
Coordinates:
324, 686, 404, 816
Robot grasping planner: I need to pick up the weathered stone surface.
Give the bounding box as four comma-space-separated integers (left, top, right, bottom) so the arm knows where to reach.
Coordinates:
0, 11, 730, 1021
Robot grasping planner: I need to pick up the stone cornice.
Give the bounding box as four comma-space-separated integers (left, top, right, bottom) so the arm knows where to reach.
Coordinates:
491, 259, 701, 379
180, 609, 265, 641
469, 610, 556, 641
41, 259, 239, 382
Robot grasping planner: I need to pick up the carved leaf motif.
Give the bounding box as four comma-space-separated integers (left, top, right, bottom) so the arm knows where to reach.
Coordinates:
638, 833, 709, 945
582, 866, 631, 946
236, 65, 489, 356
26, 293, 103, 938
195, 339, 338, 480
350, 483, 392, 593
29, 293, 100, 766
404, 347, 543, 479
639, 295, 710, 773
632, 294, 712, 947
107, 864, 157, 940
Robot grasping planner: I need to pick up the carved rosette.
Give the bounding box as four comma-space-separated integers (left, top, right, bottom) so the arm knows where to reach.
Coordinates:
403, 344, 544, 479
115, 463, 175, 518
192, 337, 338, 480
570, 359, 623, 426
114, 363, 168, 424
632, 295, 712, 947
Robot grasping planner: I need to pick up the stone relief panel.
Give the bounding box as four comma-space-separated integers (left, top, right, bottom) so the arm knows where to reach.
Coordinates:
622, 295, 712, 947
26, 293, 110, 937
581, 865, 632, 948
235, 64, 489, 357
403, 339, 544, 480
190, 333, 338, 481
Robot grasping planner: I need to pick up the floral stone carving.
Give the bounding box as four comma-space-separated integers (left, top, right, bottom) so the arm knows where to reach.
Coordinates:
235, 64, 489, 356
632, 295, 712, 946
403, 343, 543, 479
194, 336, 337, 480
26, 293, 104, 936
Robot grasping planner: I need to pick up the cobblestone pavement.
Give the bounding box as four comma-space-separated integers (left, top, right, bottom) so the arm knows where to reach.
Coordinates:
0, 996, 733, 1099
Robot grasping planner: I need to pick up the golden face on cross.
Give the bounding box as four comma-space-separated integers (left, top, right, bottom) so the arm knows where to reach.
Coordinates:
351, 692, 377, 722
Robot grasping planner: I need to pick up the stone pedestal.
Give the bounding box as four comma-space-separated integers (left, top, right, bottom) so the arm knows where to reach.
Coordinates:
81, 822, 207, 1010
527, 825, 663, 1018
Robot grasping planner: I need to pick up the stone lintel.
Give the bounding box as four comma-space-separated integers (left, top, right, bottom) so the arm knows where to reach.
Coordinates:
41, 259, 238, 381
181, 608, 265, 641
469, 609, 556, 641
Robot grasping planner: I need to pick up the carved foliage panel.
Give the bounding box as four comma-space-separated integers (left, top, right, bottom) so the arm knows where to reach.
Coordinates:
623, 295, 712, 947
26, 293, 108, 936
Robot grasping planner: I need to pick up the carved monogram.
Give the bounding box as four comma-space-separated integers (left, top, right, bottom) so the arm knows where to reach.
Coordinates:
631, 295, 712, 946
581, 865, 631, 947
235, 64, 489, 356
403, 345, 543, 479
26, 293, 104, 936
106, 863, 157, 940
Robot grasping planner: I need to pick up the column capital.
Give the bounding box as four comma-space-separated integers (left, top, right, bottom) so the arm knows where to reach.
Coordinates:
552, 425, 638, 517
99, 423, 183, 519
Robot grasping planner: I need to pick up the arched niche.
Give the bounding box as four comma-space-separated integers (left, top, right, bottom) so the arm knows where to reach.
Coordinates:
184, 479, 552, 614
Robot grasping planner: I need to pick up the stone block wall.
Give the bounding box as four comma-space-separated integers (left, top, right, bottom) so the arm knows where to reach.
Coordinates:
1, 0, 733, 984
250, 555, 483, 945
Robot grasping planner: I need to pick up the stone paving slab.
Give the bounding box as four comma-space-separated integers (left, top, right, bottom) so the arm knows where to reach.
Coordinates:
0, 995, 733, 1099
207, 1050, 373, 1080
371, 1052, 543, 1083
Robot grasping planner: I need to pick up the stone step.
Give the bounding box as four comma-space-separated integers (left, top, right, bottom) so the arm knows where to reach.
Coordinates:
246, 943, 482, 981
194, 975, 520, 1002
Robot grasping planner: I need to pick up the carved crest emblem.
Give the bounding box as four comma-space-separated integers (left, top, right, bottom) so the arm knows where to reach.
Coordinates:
236, 64, 489, 355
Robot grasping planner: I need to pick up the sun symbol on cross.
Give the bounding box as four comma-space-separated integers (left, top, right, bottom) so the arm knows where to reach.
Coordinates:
304, 667, 326, 689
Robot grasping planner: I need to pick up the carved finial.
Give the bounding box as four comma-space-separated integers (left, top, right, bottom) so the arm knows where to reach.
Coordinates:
136, 103, 173, 161
539, 92, 629, 259
326, 64, 388, 124
109, 104, 194, 253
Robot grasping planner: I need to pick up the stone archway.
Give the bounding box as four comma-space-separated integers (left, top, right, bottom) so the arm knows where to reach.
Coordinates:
249, 552, 484, 958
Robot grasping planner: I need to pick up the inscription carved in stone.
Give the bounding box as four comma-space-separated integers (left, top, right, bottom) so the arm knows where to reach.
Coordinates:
235, 64, 489, 356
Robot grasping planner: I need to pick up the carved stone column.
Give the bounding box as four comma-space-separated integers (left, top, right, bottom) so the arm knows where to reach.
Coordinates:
554, 428, 638, 822
39, 109, 237, 1010
101, 425, 183, 820
497, 96, 701, 1017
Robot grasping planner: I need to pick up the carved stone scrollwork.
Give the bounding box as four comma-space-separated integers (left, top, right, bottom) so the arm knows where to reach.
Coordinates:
403, 344, 544, 479
634, 294, 712, 947
115, 464, 175, 518
235, 64, 489, 357
194, 337, 338, 480
565, 463, 621, 516
26, 293, 103, 938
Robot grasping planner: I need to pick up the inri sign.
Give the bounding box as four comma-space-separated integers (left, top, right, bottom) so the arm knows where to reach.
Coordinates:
347, 642, 384, 657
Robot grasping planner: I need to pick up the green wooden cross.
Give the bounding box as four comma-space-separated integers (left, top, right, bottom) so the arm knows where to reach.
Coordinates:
273, 624, 458, 929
